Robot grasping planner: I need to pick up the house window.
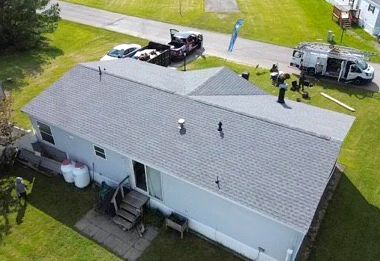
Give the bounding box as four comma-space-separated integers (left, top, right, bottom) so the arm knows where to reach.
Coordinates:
37, 121, 55, 144
368, 4, 375, 13
146, 166, 162, 200
94, 145, 106, 159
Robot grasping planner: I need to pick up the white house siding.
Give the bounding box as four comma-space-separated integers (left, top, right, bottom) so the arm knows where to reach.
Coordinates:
326, 0, 380, 35
326, 0, 360, 6
157, 173, 305, 261
358, 0, 380, 34
29, 115, 305, 260
30, 116, 131, 185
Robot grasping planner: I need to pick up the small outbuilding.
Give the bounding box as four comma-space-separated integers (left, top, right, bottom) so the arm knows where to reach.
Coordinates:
328, 0, 380, 35
22, 59, 354, 261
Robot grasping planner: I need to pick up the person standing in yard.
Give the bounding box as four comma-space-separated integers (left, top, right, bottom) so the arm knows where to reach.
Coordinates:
299, 65, 306, 91
315, 59, 323, 82
15, 177, 27, 200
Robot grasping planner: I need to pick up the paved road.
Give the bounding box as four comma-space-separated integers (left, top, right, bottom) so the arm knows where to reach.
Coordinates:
57, 1, 379, 91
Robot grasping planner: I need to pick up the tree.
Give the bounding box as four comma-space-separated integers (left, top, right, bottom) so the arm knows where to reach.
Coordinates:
0, 93, 13, 146
0, 91, 18, 168
0, 0, 60, 50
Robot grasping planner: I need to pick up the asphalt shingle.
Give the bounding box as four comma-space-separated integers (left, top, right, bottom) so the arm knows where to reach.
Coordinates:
83, 59, 264, 96
23, 63, 350, 233
192, 95, 355, 142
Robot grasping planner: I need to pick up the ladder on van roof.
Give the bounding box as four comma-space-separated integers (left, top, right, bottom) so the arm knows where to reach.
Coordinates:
296, 42, 372, 60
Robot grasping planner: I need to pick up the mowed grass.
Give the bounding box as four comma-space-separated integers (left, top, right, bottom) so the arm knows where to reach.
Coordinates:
63, 0, 380, 61
0, 20, 378, 260
0, 21, 147, 128
0, 165, 120, 260
187, 57, 380, 261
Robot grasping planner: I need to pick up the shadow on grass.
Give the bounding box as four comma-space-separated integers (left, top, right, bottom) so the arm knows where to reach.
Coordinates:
309, 175, 380, 260
0, 40, 64, 91
140, 227, 243, 261
292, 74, 378, 100
317, 80, 378, 99
0, 164, 97, 244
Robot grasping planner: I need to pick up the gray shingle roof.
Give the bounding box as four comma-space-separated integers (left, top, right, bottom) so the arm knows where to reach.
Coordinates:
188, 68, 265, 96
23, 63, 350, 233
84, 59, 264, 96
192, 95, 355, 142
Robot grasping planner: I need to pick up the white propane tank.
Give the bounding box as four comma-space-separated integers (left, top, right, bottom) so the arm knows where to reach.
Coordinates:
73, 162, 90, 188
61, 160, 75, 183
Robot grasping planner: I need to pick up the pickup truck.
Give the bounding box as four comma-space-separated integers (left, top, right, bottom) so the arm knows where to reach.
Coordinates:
133, 42, 171, 67
168, 29, 203, 62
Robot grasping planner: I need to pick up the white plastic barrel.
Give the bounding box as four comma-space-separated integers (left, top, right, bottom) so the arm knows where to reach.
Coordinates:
73, 162, 90, 188
61, 160, 75, 183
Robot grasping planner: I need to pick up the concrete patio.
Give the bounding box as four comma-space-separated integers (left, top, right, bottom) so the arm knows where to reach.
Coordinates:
75, 209, 159, 260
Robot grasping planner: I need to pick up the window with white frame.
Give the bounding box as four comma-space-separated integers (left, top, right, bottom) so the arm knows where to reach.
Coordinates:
368, 4, 375, 14
37, 121, 55, 144
94, 145, 106, 159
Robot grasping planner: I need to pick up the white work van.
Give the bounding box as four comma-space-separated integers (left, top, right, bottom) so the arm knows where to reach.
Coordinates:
290, 43, 374, 85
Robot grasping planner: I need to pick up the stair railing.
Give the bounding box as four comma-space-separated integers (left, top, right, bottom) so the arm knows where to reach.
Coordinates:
110, 175, 130, 212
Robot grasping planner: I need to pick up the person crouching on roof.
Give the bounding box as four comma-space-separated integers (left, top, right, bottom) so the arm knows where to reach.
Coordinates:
15, 177, 27, 201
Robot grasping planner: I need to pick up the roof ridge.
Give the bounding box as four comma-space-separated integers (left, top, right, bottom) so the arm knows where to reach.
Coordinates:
79, 63, 177, 95
79, 64, 339, 143
187, 67, 228, 95
182, 67, 224, 94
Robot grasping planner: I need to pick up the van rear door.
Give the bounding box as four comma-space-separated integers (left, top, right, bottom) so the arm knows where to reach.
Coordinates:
290, 50, 303, 68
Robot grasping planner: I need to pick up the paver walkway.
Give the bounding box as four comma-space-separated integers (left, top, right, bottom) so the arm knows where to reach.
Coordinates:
75, 209, 158, 260
55, 1, 379, 92
205, 0, 239, 13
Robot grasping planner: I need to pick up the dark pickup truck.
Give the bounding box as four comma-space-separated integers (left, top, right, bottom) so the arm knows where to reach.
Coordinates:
168, 29, 203, 62
132, 41, 171, 67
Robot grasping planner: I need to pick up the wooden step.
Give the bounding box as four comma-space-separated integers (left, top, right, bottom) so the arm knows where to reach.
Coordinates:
128, 190, 149, 202
116, 209, 137, 223
122, 194, 146, 209
112, 215, 133, 230
122, 190, 149, 209
120, 202, 140, 216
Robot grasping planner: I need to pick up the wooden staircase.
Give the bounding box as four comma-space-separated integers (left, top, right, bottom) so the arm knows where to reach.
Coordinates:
110, 185, 149, 231
341, 18, 351, 29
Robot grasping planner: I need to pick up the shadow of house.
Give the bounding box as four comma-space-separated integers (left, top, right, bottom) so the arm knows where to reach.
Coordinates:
1, 164, 96, 237
309, 174, 380, 260
23, 166, 97, 227
0, 41, 63, 91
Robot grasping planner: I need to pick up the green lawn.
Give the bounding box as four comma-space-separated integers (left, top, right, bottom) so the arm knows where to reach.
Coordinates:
0, 165, 120, 260
63, 0, 380, 61
0, 20, 379, 260
0, 21, 147, 128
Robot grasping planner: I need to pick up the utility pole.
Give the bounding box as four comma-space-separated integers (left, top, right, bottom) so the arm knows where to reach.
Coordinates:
340, 28, 346, 44
183, 52, 187, 71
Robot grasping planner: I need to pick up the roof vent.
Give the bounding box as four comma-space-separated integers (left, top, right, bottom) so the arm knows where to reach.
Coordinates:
178, 118, 186, 135
98, 66, 102, 81
218, 121, 224, 138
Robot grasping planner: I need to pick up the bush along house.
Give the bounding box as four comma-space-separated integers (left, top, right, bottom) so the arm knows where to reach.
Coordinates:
21, 59, 355, 261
